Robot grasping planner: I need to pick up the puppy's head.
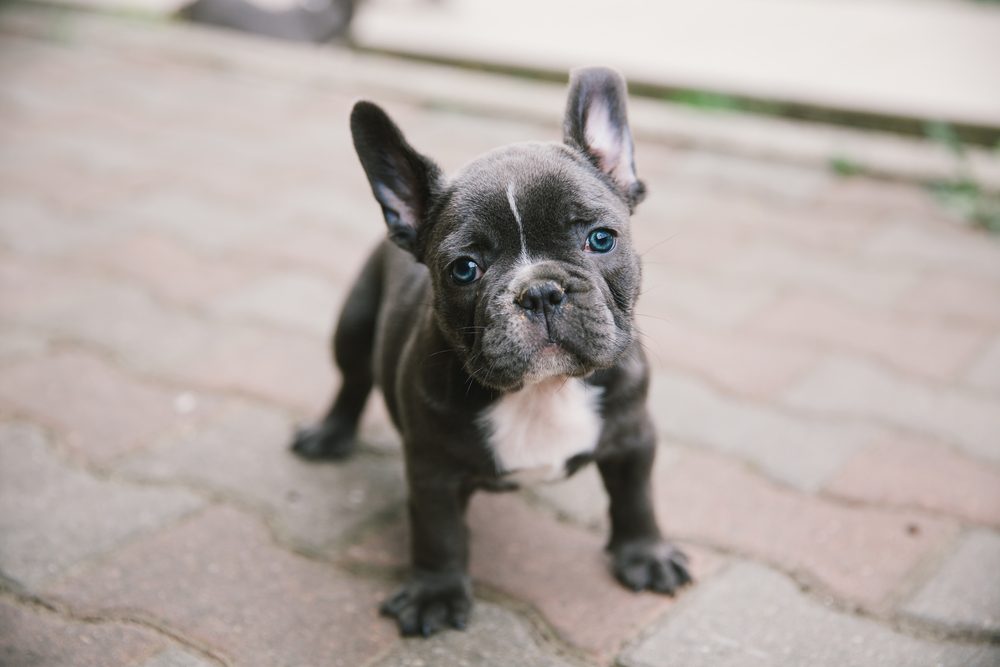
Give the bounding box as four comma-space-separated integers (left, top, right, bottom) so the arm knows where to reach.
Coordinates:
351, 67, 645, 392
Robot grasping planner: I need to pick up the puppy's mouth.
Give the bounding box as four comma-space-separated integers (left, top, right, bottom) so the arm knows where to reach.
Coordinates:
467, 325, 623, 392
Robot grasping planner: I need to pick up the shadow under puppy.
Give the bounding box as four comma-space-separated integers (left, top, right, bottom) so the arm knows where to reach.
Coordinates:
293, 66, 692, 636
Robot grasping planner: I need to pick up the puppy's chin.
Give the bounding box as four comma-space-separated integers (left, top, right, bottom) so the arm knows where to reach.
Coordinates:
466, 344, 597, 393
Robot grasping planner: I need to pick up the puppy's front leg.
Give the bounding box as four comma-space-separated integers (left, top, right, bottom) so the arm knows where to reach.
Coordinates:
598, 426, 692, 595
380, 470, 473, 637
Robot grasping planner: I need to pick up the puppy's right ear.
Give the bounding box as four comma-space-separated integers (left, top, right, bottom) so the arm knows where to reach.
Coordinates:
350, 101, 442, 255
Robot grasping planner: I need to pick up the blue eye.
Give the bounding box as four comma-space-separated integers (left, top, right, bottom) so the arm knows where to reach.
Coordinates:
586, 228, 616, 253
450, 258, 481, 285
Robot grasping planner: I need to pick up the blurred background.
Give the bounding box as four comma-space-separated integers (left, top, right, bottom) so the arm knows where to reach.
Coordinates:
1, 0, 999, 666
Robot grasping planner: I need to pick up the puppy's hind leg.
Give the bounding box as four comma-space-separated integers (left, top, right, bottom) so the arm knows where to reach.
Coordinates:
292, 246, 383, 460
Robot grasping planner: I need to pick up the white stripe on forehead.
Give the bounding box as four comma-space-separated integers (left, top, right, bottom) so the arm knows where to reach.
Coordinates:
505, 182, 529, 262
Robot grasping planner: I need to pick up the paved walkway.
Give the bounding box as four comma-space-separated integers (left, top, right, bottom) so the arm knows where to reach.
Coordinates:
2, 5, 1000, 666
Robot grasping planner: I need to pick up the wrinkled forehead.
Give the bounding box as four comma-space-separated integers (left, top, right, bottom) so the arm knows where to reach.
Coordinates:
442, 144, 627, 244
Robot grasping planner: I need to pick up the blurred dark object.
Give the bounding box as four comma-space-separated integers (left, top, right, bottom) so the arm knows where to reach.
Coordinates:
176, 0, 356, 43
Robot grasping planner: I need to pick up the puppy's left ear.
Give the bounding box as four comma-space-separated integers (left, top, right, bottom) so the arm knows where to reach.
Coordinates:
351, 101, 443, 257
563, 67, 646, 209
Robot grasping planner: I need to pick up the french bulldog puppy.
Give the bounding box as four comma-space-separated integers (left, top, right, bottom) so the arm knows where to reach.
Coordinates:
292, 66, 692, 636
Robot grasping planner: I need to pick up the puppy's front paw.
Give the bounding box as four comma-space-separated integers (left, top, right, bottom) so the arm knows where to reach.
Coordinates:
610, 540, 692, 595
380, 571, 472, 637
290, 419, 355, 460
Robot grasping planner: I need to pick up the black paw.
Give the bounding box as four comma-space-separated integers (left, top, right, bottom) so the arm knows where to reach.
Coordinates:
290, 419, 356, 460
379, 571, 472, 637
610, 540, 692, 595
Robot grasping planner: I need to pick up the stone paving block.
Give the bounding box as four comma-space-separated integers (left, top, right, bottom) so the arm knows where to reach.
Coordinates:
0, 196, 123, 258
209, 271, 341, 337
825, 436, 1000, 528
79, 233, 256, 309
655, 450, 956, 609
0, 327, 47, 362
638, 228, 918, 308
117, 399, 404, 553
620, 562, 1000, 667
372, 602, 578, 667
895, 274, 1000, 329
782, 357, 1000, 464
0, 351, 208, 465
0, 598, 170, 667
864, 223, 1000, 281
903, 529, 1000, 634
0, 422, 203, 588
637, 268, 778, 329
346, 492, 722, 661
649, 371, 877, 491
140, 647, 219, 667
527, 446, 683, 532
745, 294, 989, 380
964, 335, 1000, 393
45, 506, 399, 667
106, 188, 279, 253
159, 322, 334, 415
233, 221, 380, 283
1, 258, 332, 412
682, 242, 919, 307
639, 317, 818, 397
0, 258, 212, 373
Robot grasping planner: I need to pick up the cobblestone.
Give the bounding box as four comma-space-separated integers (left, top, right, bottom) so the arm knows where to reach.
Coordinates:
0, 422, 203, 588
0, 598, 173, 667
45, 507, 399, 667
650, 371, 877, 490
745, 294, 990, 380
117, 399, 405, 553
824, 436, 1000, 528
783, 357, 1000, 464
902, 529, 1000, 635
654, 450, 957, 609
0, 351, 209, 465
620, 562, 1000, 667
371, 603, 579, 667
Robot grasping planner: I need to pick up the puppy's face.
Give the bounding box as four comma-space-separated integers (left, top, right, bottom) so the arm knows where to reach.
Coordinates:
351, 67, 645, 391
424, 144, 639, 390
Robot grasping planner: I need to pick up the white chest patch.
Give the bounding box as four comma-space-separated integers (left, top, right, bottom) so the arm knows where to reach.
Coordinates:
481, 378, 604, 483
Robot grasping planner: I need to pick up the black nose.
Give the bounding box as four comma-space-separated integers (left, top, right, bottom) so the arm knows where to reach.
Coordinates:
516, 281, 566, 315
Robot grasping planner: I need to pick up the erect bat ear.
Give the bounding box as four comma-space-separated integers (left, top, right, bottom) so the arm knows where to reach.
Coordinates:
563, 67, 646, 209
350, 101, 443, 256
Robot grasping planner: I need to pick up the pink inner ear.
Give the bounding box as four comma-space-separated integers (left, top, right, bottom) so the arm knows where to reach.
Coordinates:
375, 183, 417, 229
584, 99, 636, 190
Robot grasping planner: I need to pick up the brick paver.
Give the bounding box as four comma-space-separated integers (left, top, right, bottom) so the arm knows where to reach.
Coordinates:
371, 603, 579, 667
347, 493, 724, 661
0, 351, 210, 465
0, 598, 180, 667
117, 400, 405, 554
783, 357, 1000, 463
619, 563, 1000, 667
649, 372, 877, 490
824, 436, 1000, 528
0, 422, 203, 587
1, 4, 999, 666
902, 530, 1000, 635
45, 507, 399, 667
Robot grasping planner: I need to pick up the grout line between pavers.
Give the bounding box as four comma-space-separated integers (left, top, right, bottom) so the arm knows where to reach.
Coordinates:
0, 585, 233, 666
9, 402, 997, 651
520, 465, 1000, 647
